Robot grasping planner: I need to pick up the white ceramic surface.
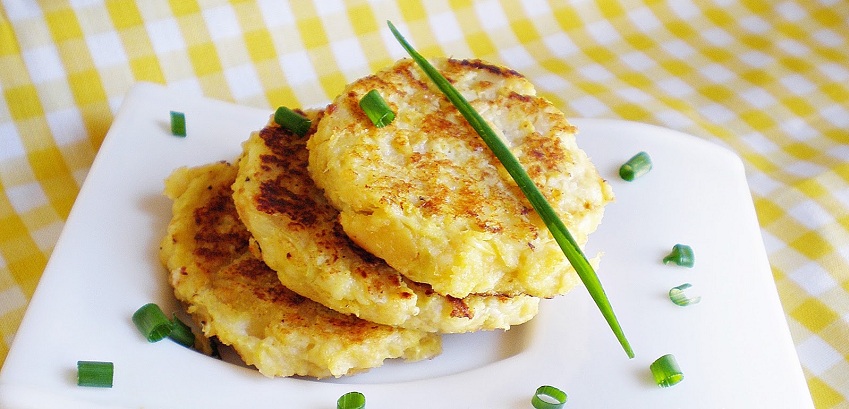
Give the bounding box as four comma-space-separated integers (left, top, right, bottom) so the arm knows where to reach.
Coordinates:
0, 83, 813, 409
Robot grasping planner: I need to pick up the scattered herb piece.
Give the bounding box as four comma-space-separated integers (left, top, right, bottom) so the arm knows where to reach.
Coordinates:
669, 283, 701, 306
170, 111, 186, 137
663, 244, 695, 267
337, 391, 366, 409
274, 106, 311, 136
531, 385, 568, 409
619, 151, 651, 181
132, 303, 174, 342
168, 313, 196, 347
387, 19, 633, 359
650, 354, 684, 387
359, 89, 395, 127
77, 361, 114, 388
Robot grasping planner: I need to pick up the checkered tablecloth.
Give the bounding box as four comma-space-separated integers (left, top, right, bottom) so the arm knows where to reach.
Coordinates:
1, 0, 847, 406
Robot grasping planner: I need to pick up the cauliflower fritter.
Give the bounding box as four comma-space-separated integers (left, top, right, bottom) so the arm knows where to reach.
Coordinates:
159, 161, 441, 378
231, 111, 539, 332
308, 58, 613, 298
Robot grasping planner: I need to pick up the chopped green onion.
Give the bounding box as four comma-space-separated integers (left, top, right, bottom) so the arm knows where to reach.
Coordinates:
388, 20, 634, 359
170, 111, 186, 137
619, 151, 651, 181
650, 354, 684, 387
132, 303, 174, 342
337, 391, 366, 409
663, 244, 695, 267
531, 385, 567, 409
274, 106, 311, 136
168, 313, 196, 347
77, 361, 114, 388
359, 89, 395, 127
669, 283, 701, 306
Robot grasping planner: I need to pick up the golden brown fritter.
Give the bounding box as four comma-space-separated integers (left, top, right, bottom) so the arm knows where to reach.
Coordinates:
159, 161, 441, 378
308, 58, 613, 298
231, 111, 539, 333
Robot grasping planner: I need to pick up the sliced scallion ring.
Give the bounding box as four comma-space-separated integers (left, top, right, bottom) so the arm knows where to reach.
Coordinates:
170, 111, 186, 137
337, 391, 366, 409
359, 89, 395, 127
531, 385, 567, 409
668, 283, 701, 306
77, 361, 114, 388
387, 19, 633, 359
274, 106, 312, 136
132, 303, 174, 342
619, 151, 651, 181
650, 354, 684, 387
663, 244, 695, 267
168, 313, 196, 347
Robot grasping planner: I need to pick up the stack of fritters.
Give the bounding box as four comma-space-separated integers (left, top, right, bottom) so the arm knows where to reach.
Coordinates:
232, 110, 540, 334
159, 57, 612, 379
160, 159, 440, 379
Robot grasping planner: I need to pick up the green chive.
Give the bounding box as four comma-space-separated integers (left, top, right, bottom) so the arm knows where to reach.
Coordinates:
669, 283, 701, 306
619, 151, 651, 181
132, 303, 174, 342
170, 111, 186, 137
337, 391, 366, 409
77, 361, 114, 388
531, 385, 567, 409
274, 106, 311, 136
663, 244, 695, 267
387, 20, 634, 359
650, 354, 684, 387
359, 89, 395, 127
168, 313, 196, 348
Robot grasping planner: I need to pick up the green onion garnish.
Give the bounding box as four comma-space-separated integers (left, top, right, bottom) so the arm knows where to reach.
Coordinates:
650, 354, 684, 387
359, 89, 395, 127
619, 151, 651, 181
669, 283, 701, 306
132, 303, 174, 342
168, 313, 196, 347
77, 361, 114, 388
337, 391, 366, 409
531, 385, 567, 409
387, 20, 634, 359
662, 244, 695, 267
273, 106, 312, 136
170, 111, 186, 137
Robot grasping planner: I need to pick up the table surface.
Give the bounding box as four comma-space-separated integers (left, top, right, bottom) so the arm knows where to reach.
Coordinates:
0, 1, 846, 407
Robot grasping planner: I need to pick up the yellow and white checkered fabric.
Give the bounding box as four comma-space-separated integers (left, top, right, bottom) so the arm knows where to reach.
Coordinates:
1, 0, 847, 406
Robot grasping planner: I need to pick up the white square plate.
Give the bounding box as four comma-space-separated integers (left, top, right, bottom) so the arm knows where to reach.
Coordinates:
0, 83, 813, 408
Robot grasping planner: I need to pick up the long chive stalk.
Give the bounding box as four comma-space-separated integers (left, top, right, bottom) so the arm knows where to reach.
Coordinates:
387, 20, 633, 358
